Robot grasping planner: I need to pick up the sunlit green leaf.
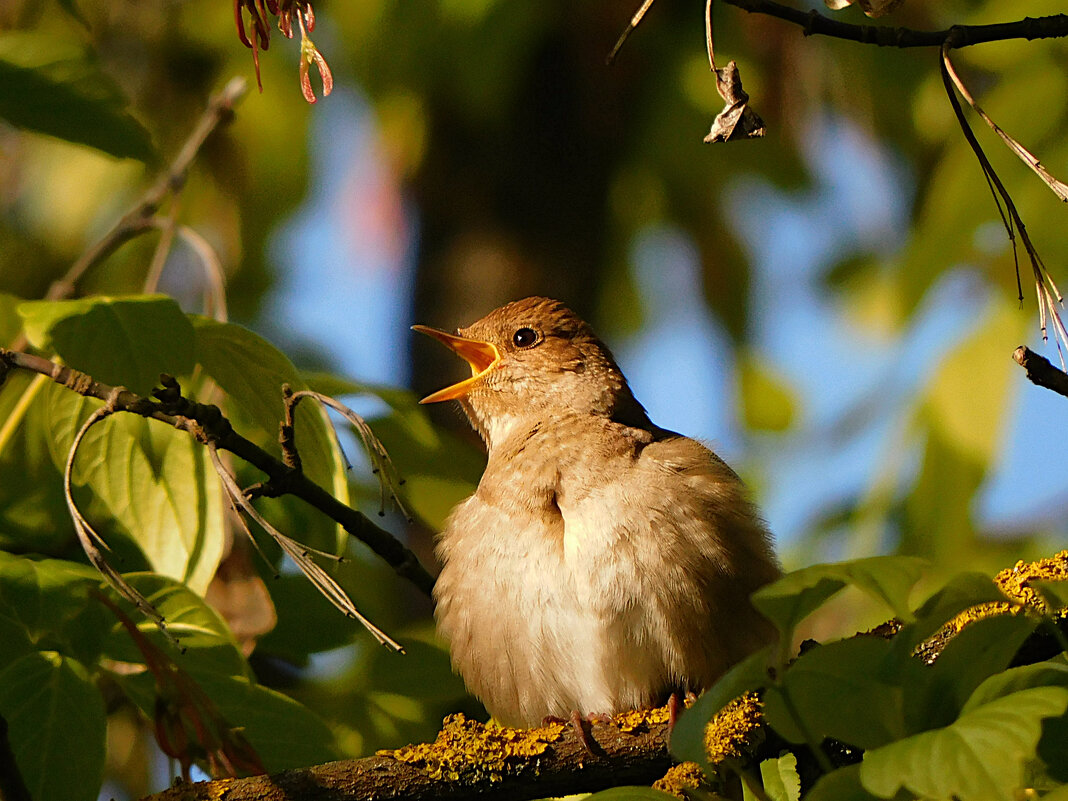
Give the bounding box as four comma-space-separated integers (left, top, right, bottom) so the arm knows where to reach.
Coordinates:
45, 387, 225, 593
751, 556, 928, 639
114, 667, 338, 772
737, 351, 798, 432
0, 32, 154, 161
860, 686, 1068, 801
759, 751, 800, 801
913, 613, 1038, 731
0, 375, 72, 552
585, 788, 680, 801
18, 295, 195, 395
0, 652, 106, 801
805, 764, 881, 801
892, 571, 1006, 656
198, 672, 339, 770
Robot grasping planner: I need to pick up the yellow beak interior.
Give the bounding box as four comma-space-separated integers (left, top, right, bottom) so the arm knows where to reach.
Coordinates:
412, 325, 501, 403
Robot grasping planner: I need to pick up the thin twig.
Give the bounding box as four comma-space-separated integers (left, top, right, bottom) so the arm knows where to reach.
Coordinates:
141, 217, 229, 322
144, 196, 183, 294
285, 387, 411, 520
606, 0, 659, 64
208, 445, 404, 651
941, 49, 1068, 202
45, 77, 247, 304
939, 43, 1068, 368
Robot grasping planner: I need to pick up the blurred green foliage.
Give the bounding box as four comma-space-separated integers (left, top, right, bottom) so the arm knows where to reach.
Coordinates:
0, 0, 1066, 798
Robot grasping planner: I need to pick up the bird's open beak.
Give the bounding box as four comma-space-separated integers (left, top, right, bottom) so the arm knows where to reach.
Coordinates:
412, 325, 501, 404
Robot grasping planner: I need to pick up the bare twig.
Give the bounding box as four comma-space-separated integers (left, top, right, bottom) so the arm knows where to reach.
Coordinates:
0, 350, 436, 598
1013, 346, 1068, 399
941, 50, 1068, 202
283, 387, 411, 520
45, 77, 247, 304
939, 43, 1068, 368
141, 217, 229, 322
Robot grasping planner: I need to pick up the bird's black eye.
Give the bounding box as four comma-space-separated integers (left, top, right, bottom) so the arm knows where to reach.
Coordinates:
512, 327, 540, 348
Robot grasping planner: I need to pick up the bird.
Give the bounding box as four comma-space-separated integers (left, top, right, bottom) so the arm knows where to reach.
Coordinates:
414, 296, 781, 729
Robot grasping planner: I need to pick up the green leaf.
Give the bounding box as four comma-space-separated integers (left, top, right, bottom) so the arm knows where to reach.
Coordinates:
0, 292, 22, 344
19, 295, 195, 396
759, 751, 800, 801
102, 573, 250, 679
368, 631, 468, 702
763, 637, 906, 749
191, 317, 349, 552
1038, 710, 1068, 783
737, 351, 798, 432
300, 369, 483, 527
1031, 580, 1068, 613
114, 667, 338, 772
912, 613, 1038, 731
859, 686, 1068, 801
45, 387, 225, 593
671, 646, 773, 767
585, 789, 681, 801
197, 673, 339, 771
893, 571, 1007, 657
805, 764, 882, 801
0, 602, 36, 669
0, 374, 73, 552
961, 661, 1068, 713
366, 405, 483, 530
751, 556, 928, 640
0, 552, 106, 665
0, 652, 106, 801
0, 32, 153, 161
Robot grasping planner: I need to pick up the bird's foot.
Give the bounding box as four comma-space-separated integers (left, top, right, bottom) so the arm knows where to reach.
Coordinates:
542, 711, 605, 757
666, 691, 698, 732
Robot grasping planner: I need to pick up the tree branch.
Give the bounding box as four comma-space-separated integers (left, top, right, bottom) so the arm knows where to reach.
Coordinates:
139, 712, 675, 801
0, 350, 436, 597
721, 2, 1068, 50
43, 77, 249, 304
1013, 346, 1068, 399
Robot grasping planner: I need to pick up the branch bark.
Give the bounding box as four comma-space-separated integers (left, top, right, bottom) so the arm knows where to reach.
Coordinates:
721, 2, 1068, 50
139, 713, 674, 801
1013, 346, 1068, 399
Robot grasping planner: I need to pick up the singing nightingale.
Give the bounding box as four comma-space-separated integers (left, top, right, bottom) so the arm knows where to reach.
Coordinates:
415, 297, 780, 728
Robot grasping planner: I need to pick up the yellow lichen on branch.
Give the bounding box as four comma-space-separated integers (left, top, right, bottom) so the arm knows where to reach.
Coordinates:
704, 692, 764, 764
378, 713, 566, 783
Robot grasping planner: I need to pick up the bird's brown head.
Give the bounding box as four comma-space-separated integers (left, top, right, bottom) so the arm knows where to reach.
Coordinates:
414, 297, 647, 447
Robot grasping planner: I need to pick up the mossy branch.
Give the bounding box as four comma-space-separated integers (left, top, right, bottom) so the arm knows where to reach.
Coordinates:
139, 711, 675, 801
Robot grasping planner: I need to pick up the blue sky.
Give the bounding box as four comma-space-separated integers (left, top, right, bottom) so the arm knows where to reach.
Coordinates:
266, 86, 1068, 554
